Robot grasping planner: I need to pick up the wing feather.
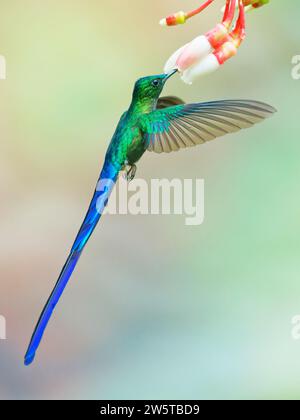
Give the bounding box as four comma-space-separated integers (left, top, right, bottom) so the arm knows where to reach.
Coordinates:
156, 96, 185, 110
140, 100, 276, 154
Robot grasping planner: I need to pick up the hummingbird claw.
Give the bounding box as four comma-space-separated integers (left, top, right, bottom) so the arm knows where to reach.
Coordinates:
123, 163, 137, 182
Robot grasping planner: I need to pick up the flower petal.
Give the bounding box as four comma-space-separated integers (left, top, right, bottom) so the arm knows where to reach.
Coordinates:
164, 43, 190, 73
181, 54, 220, 84
176, 35, 212, 71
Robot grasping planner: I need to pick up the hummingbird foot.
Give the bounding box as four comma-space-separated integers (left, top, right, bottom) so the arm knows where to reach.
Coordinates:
123, 163, 137, 182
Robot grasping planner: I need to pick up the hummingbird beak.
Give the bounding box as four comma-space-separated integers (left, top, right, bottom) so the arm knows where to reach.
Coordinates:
164, 69, 178, 81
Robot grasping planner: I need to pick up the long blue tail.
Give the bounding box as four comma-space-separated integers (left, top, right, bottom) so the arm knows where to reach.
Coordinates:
24, 161, 120, 366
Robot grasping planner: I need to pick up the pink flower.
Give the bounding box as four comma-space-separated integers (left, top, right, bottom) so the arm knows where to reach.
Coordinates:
162, 0, 250, 84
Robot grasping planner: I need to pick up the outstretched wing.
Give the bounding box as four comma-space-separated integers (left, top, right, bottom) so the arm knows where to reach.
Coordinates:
140, 100, 276, 153
156, 96, 185, 110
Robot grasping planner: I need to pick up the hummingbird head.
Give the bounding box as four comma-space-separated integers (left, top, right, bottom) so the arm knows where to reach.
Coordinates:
131, 70, 177, 110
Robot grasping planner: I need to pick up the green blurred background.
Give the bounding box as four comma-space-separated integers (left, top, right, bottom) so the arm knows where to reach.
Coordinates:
0, 0, 299, 400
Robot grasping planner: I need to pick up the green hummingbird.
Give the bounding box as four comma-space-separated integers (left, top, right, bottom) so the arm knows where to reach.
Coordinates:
24, 70, 276, 365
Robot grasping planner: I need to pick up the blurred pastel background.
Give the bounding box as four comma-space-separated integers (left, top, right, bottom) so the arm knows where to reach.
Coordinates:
0, 0, 299, 400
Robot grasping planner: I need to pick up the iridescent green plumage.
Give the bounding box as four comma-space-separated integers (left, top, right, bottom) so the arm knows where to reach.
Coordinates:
106, 73, 177, 167
24, 71, 276, 365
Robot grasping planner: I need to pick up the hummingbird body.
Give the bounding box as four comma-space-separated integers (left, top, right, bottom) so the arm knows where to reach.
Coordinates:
106, 111, 144, 168
24, 71, 276, 365
106, 75, 169, 168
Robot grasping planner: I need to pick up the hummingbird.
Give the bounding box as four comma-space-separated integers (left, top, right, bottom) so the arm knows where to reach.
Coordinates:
24, 70, 276, 365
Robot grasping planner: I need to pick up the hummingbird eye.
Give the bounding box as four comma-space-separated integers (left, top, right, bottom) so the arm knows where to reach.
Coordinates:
151, 79, 160, 87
